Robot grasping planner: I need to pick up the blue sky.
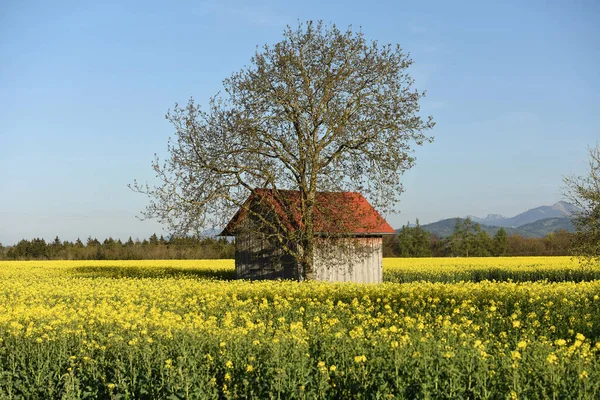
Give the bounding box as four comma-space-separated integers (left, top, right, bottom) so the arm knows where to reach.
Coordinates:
1, 0, 598, 245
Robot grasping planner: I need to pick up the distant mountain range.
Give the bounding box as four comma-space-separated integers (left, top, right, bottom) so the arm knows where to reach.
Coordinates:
419, 202, 578, 238
467, 201, 579, 228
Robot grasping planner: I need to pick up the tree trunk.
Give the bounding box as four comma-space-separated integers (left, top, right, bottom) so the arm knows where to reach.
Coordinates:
301, 237, 316, 281
300, 189, 317, 281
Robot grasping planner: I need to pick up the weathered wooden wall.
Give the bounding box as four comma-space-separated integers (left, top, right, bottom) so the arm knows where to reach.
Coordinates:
313, 237, 383, 283
234, 218, 297, 280
234, 223, 383, 283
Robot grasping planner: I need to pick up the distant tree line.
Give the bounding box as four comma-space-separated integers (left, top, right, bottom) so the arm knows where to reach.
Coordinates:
382, 218, 574, 258
0, 219, 574, 260
0, 234, 234, 260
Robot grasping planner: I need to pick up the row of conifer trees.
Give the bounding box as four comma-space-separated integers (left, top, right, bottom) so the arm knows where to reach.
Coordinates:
0, 234, 235, 260
1, 227, 574, 260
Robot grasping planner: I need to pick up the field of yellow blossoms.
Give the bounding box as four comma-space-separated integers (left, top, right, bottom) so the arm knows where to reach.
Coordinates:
1, 257, 599, 399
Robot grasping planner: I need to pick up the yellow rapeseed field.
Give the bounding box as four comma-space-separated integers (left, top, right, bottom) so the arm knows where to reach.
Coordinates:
0, 257, 599, 399
384, 256, 600, 282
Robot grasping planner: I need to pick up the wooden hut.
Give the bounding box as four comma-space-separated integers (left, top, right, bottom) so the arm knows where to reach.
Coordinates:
220, 189, 395, 283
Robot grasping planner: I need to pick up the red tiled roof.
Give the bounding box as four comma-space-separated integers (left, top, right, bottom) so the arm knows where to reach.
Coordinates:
220, 189, 395, 236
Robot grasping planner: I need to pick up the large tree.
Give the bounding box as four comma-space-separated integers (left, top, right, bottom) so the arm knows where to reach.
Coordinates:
132, 21, 434, 279
563, 145, 600, 264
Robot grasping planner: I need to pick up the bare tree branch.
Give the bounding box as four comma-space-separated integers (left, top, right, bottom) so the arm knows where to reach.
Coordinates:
563, 144, 600, 265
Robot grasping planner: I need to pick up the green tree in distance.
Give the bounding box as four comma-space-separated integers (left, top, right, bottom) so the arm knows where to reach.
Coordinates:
473, 228, 492, 257
493, 227, 508, 256
450, 217, 475, 257
397, 219, 431, 257
450, 217, 493, 257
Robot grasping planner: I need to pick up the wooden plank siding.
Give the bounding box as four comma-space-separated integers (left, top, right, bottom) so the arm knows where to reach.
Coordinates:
234, 218, 298, 280
234, 234, 383, 283
313, 237, 383, 283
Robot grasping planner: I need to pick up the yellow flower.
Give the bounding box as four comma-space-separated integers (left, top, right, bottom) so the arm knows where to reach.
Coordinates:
246, 365, 254, 372
2, 256, 599, 395
546, 353, 558, 365
580, 370, 588, 380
